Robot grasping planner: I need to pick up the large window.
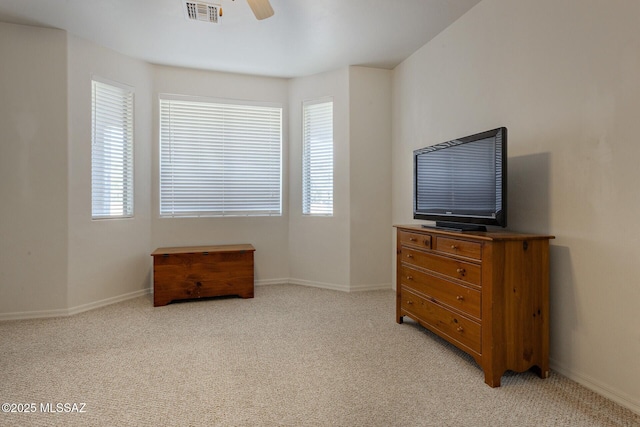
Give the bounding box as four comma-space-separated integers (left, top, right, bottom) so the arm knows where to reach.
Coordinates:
302, 99, 333, 215
159, 95, 282, 217
91, 78, 134, 219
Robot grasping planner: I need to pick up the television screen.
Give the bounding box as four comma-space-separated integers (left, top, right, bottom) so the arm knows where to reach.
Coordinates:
413, 127, 506, 231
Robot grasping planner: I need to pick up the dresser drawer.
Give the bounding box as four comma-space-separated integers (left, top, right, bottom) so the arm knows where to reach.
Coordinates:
401, 247, 481, 287
400, 265, 481, 319
435, 236, 482, 260
401, 288, 481, 354
399, 230, 431, 250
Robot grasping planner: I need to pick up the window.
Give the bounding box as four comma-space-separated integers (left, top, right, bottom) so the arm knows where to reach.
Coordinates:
160, 95, 282, 217
302, 99, 333, 215
91, 78, 134, 219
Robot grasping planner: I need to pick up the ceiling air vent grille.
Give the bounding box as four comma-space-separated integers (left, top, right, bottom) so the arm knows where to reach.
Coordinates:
183, 1, 221, 23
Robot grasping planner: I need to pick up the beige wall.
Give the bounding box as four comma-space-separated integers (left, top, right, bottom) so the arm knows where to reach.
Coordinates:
348, 66, 392, 289
0, 23, 154, 317
288, 68, 352, 289
0, 23, 69, 315
288, 67, 393, 291
66, 35, 153, 310
392, 0, 640, 413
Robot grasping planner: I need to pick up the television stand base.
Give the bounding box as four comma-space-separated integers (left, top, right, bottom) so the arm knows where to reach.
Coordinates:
421, 221, 487, 232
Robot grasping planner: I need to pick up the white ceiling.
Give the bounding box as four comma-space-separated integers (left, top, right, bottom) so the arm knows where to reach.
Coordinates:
0, 0, 481, 78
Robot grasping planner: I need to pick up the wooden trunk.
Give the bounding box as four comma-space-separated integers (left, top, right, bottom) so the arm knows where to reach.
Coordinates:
151, 244, 255, 307
395, 226, 553, 387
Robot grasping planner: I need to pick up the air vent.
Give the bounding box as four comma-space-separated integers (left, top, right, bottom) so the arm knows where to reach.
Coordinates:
183, 1, 221, 23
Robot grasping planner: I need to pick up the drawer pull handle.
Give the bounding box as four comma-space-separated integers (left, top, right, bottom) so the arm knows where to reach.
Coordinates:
456, 295, 464, 301
457, 326, 464, 333
406, 276, 413, 281
407, 254, 413, 259
407, 300, 413, 305
456, 268, 466, 274
451, 245, 458, 250
409, 237, 417, 242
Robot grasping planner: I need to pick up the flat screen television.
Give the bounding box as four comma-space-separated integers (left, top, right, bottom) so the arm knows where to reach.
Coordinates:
413, 127, 507, 231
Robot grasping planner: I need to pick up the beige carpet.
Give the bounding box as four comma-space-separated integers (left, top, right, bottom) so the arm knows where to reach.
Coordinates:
1, 284, 638, 427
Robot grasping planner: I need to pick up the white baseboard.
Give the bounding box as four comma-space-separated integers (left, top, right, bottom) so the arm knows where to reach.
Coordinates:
550, 358, 640, 416
287, 278, 391, 293
67, 288, 150, 316
0, 288, 150, 321
255, 278, 289, 286
0, 306, 71, 321
0, 280, 389, 321
349, 282, 392, 292
288, 278, 350, 292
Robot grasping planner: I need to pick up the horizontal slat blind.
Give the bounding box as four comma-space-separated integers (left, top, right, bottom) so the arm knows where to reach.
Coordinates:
91, 79, 134, 219
160, 96, 282, 217
302, 99, 333, 215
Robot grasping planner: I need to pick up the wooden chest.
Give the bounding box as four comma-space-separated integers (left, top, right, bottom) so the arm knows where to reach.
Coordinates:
395, 226, 553, 387
151, 244, 255, 307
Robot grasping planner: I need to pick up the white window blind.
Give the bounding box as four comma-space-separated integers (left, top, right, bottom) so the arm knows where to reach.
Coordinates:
91, 78, 134, 219
302, 99, 333, 215
160, 96, 282, 217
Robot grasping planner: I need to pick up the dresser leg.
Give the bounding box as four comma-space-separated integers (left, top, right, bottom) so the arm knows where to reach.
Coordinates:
531, 364, 550, 379
484, 369, 502, 388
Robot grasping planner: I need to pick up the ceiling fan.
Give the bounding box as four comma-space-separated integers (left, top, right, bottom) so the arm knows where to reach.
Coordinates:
243, 0, 274, 20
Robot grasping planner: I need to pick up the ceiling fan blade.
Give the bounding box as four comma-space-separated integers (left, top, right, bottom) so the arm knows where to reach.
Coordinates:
246, 0, 274, 20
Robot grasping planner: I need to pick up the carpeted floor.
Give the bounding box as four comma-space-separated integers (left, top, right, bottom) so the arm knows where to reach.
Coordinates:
1, 284, 639, 426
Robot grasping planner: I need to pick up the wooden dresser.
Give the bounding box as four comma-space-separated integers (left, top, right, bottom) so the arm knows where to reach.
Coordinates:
395, 225, 553, 387
151, 244, 255, 307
